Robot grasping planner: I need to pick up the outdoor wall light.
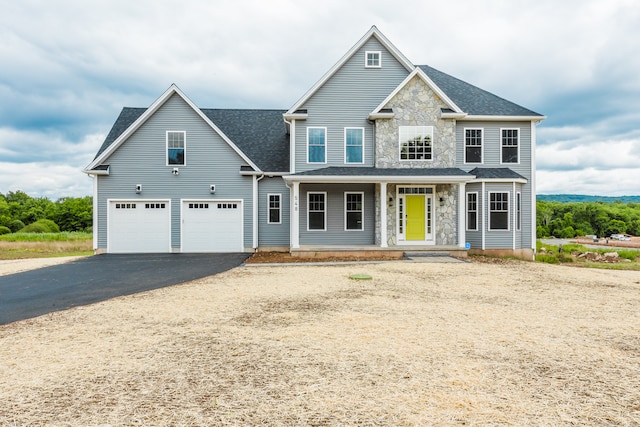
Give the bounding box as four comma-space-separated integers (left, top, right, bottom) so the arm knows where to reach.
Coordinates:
388, 196, 393, 206
172, 167, 180, 176
210, 184, 216, 194
135, 184, 142, 194
439, 197, 444, 206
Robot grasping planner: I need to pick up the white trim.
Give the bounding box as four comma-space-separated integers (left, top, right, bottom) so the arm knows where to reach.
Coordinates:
306, 126, 327, 164
488, 191, 510, 231
267, 193, 282, 225
395, 186, 435, 245
252, 176, 258, 249
344, 127, 365, 164
365, 50, 381, 68
290, 119, 296, 174
92, 176, 98, 250
463, 128, 483, 165
466, 191, 479, 232
531, 121, 537, 254
380, 183, 388, 248
284, 174, 474, 184
513, 183, 517, 250
370, 67, 464, 117
307, 191, 327, 232
344, 191, 364, 231
85, 84, 260, 173
469, 177, 527, 184
291, 182, 300, 249
516, 191, 522, 232
481, 182, 486, 250
166, 130, 186, 166
500, 127, 520, 165
286, 26, 414, 115
459, 115, 547, 122
458, 183, 466, 248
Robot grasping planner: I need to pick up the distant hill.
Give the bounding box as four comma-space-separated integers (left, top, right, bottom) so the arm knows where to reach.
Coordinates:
537, 194, 640, 203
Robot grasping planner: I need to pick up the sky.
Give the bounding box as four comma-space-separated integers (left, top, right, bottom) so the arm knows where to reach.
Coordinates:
1, 0, 639, 200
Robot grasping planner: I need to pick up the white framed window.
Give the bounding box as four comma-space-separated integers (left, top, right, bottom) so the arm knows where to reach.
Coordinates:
344, 192, 364, 231
307, 192, 326, 231
489, 192, 509, 231
307, 127, 327, 163
399, 126, 433, 161
466, 192, 478, 231
516, 192, 521, 231
365, 51, 381, 68
344, 127, 364, 164
464, 128, 483, 164
267, 194, 281, 224
501, 128, 519, 164
167, 131, 185, 165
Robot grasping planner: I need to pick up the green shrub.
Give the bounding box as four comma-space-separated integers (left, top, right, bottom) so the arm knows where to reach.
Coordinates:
18, 219, 60, 233
0, 226, 11, 235
8, 219, 25, 233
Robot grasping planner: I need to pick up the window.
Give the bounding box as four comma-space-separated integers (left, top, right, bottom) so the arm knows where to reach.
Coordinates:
167, 131, 185, 165
307, 127, 326, 163
489, 192, 509, 230
465, 129, 483, 163
501, 129, 519, 163
365, 51, 381, 68
307, 193, 326, 231
467, 193, 478, 231
267, 194, 281, 224
516, 192, 521, 231
345, 128, 364, 164
146, 203, 167, 209
399, 126, 433, 160
345, 192, 363, 231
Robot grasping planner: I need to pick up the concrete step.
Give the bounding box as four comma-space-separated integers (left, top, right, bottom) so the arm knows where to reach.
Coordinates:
404, 251, 451, 258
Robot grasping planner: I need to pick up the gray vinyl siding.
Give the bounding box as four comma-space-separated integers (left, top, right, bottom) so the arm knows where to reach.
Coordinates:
258, 177, 290, 246
294, 38, 410, 172
95, 93, 254, 251
299, 183, 375, 245
482, 183, 519, 249
457, 121, 534, 250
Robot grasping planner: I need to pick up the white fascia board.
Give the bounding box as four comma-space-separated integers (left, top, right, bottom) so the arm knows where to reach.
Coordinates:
82, 167, 110, 176
283, 113, 308, 120
368, 112, 395, 120
460, 115, 547, 122
240, 171, 288, 177
286, 26, 415, 115
283, 174, 475, 184
441, 112, 468, 120
369, 67, 464, 116
469, 178, 528, 184
85, 84, 261, 172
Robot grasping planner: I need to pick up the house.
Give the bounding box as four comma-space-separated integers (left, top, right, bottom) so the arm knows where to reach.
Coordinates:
84, 26, 545, 258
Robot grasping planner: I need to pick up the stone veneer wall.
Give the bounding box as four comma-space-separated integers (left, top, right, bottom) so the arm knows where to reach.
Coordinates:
373, 75, 458, 246
375, 76, 456, 169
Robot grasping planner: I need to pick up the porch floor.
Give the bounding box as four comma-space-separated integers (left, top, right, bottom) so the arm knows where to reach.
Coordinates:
291, 245, 468, 259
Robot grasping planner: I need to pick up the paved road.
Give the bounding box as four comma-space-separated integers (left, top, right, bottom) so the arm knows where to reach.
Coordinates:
0, 253, 249, 325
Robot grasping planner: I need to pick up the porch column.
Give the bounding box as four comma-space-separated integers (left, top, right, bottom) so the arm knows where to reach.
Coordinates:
458, 182, 466, 248
291, 181, 300, 249
380, 182, 388, 248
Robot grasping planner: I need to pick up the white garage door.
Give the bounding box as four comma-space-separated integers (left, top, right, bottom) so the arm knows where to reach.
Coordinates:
108, 201, 171, 253
182, 200, 243, 252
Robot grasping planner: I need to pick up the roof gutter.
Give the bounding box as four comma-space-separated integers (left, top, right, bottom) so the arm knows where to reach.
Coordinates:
459, 115, 547, 122
283, 174, 475, 184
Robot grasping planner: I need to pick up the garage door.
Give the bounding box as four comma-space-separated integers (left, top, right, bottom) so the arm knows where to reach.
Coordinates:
108, 201, 171, 253
182, 200, 243, 252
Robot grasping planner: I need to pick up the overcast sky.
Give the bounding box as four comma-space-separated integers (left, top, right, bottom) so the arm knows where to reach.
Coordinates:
1, 0, 639, 200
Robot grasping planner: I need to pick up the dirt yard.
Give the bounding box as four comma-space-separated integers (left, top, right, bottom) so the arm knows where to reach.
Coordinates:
1, 258, 639, 425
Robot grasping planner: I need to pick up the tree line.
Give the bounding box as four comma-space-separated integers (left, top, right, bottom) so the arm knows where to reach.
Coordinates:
537, 200, 640, 238
0, 191, 92, 234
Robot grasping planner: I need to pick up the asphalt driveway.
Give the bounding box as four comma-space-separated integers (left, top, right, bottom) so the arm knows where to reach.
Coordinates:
0, 253, 249, 325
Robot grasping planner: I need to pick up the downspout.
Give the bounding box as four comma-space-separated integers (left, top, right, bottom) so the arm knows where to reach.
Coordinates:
252, 174, 265, 251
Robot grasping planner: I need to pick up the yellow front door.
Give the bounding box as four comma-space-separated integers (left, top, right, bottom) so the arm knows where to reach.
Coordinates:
406, 195, 425, 241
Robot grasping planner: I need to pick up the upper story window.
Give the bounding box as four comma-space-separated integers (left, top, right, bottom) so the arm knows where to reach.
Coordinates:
345, 128, 364, 164
465, 129, 483, 163
167, 131, 185, 165
501, 128, 519, 163
489, 192, 509, 231
399, 126, 433, 161
307, 127, 326, 163
365, 51, 381, 68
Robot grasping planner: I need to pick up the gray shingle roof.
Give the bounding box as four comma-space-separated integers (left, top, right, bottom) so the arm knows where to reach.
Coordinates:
292, 167, 473, 177
468, 167, 527, 180
94, 107, 290, 172
419, 65, 543, 117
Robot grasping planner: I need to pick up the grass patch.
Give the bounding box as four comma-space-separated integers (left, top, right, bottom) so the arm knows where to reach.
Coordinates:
0, 233, 93, 259
536, 240, 639, 270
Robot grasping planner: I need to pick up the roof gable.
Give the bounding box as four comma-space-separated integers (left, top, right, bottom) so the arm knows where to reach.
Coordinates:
286, 26, 414, 115
85, 84, 261, 172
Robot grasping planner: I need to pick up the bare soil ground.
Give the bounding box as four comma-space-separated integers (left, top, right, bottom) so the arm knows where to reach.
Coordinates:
1, 259, 639, 425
